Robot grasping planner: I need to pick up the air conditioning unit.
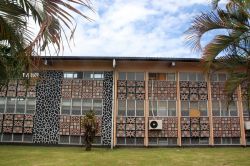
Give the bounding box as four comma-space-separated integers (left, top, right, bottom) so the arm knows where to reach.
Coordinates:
245, 121, 250, 130
149, 120, 162, 130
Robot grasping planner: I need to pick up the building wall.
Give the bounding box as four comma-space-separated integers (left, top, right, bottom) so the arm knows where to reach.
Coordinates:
0, 59, 249, 146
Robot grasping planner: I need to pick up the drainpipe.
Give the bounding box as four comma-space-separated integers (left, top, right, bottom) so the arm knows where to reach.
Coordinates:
111, 59, 116, 149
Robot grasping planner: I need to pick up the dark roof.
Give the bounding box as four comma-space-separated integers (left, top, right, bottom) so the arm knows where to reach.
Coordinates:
41, 56, 200, 62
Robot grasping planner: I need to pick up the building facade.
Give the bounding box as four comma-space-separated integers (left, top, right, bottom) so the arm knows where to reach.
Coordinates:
0, 57, 249, 146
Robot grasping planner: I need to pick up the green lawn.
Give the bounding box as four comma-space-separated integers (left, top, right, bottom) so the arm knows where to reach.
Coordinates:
0, 145, 250, 166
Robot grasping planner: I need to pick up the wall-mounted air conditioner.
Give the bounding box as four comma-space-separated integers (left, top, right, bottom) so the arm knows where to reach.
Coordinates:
149, 120, 162, 130
245, 121, 250, 130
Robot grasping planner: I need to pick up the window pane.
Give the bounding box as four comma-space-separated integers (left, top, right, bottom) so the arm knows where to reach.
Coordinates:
136, 72, 144, 81
167, 73, 176, 81
16, 98, 25, 113
149, 101, 157, 116
82, 99, 92, 115
229, 102, 238, 116
93, 99, 102, 115
127, 72, 135, 80
72, 99, 81, 115
127, 100, 135, 116
83, 72, 93, 80
190, 101, 198, 109
179, 73, 188, 81
158, 101, 167, 116
189, 73, 196, 81
64, 73, 73, 78
94, 72, 104, 80
149, 73, 156, 80
218, 73, 227, 82
26, 98, 36, 114
6, 98, 16, 113
0, 97, 5, 113
211, 74, 218, 82
199, 101, 207, 116
168, 101, 176, 116
73, 72, 83, 79
221, 102, 229, 116
181, 101, 189, 116
119, 72, 126, 80
197, 73, 205, 81
118, 100, 126, 116
212, 101, 220, 116
136, 100, 144, 116
61, 99, 71, 115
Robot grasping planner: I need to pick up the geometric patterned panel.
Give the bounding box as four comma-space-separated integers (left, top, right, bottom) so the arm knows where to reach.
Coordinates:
211, 82, 237, 101
3, 114, 14, 133
26, 80, 36, 97
116, 117, 145, 138
148, 117, 178, 138
17, 80, 27, 97
180, 81, 208, 101
181, 117, 210, 137
117, 80, 145, 100
148, 81, 176, 100
72, 79, 82, 99
213, 117, 240, 137
62, 79, 72, 98
7, 80, 17, 97
0, 83, 7, 97
33, 71, 63, 144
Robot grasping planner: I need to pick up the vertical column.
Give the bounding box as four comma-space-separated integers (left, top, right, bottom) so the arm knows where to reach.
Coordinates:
33, 71, 63, 144
101, 71, 113, 145
113, 70, 118, 147
207, 73, 214, 146
238, 85, 246, 146
176, 71, 181, 146
145, 72, 149, 146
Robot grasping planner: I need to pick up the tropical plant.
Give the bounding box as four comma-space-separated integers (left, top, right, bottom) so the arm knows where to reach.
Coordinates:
81, 110, 98, 151
185, 0, 250, 103
0, 0, 92, 82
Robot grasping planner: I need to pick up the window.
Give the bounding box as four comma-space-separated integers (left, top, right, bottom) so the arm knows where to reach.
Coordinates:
118, 72, 145, 80
0, 97, 5, 113
6, 98, 16, 113
179, 72, 205, 81
149, 100, 176, 116
72, 99, 81, 115
149, 73, 176, 81
61, 99, 71, 115
117, 100, 144, 117
26, 98, 36, 114
16, 98, 25, 113
64, 71, 104, 80
212, 100, 238, 116
148, 138, 177, 145
82, 99, 92, 115
214, 137, 240, 145
181, 101, 208, 116
211, 73, 227, 82
93, 99, 102, 115
243, 101, 250, 116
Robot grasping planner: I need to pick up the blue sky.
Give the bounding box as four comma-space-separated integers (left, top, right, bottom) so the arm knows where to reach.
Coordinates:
62, 0, 226, 58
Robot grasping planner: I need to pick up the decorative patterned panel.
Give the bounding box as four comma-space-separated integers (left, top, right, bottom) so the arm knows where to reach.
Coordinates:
72, 79, 82, 99
101, 72, 113, 145
148, 81, 176, 100
179, 81, 208, 101
3, 114, 14, 133
0, 83, 7, 97
33, 71, 63, 144
26, 80, 36, 97
7, 80, 17, 97
62, 79, 72, 98
17, 80, 27, 97
117, 80, 145, 100
116, 117, 145, 138
148, 117, 178, 138
213, 117, 240, 137
211, 82, 237, 101
181, 117, 210, 137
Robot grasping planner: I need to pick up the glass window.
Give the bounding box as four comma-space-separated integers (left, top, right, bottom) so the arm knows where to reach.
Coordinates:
199, 101, 207, 116
0, 97, 5, 113
72, 99, 81, 115
136, 100, 144, 116
221, 102, 229, 116
83, 72, 93, 80
94, 72, 103, 80
149, 101, 157, 116
16, 98, 25, 113
118, 100, 126, 116
61, 99, 71, 115
218, 73, 227, 82
127, 100, 135, 116
73, 72, 83, 79
127, 72, 135, 80
189, 73, 196, 81
119, 72, 126, 80
181, 101, 189, 116
6, 98, 16, 113
64, 72, 73, 78
149, 73, 157, 80
158, 101, 167, 116
82, 99, 92, 115
168, 101, 176, 116
190, 101, 198, 109
167, 73, 176, 81
135, 72, 144, 81
197, 73, 205, 81
229, 102, 238, 116
243, 101, 250, 116
180, 73, 188, 81
211, 74, 218, 82
93, 99, 102, 115
212, 101, 220, 116
26, 98, 36, 114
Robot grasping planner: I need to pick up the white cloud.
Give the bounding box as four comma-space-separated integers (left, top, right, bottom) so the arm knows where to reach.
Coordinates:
53, 0, 213, 58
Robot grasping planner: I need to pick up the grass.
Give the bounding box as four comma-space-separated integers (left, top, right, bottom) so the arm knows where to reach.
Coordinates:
0, 145, 250, 166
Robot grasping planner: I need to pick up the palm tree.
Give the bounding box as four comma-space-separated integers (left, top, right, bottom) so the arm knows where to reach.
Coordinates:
81, 110, 97, 151
0, 0, 93, 81
185, 0, 250, 103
